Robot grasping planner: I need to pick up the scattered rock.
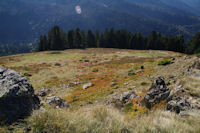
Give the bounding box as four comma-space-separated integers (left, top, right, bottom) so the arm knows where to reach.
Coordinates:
0, 66, 40, 124
172, 57, 176, 61
107, 90, 136, 106
83, 83, 93, 90
84, 60, 90, 62
110, 82, 117, 87
141, 77, 170, 109
46, 96, 69, 108
121, 128, 131, 133
166, 96, 191, 114
191, 59, 200, 69
37, 88, 54, 97
66, 82, 82, 88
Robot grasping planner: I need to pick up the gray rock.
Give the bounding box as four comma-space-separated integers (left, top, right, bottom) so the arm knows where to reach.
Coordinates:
37, 88, 53, 97
107, 90, 136, 105
166, 96, 191, 114
191, 59, 200, 69
83, 83, 93, 90
141, 77, 170, 108
0, 66, 40, 124
46, 96, 69, 108
110, 82, 117, 87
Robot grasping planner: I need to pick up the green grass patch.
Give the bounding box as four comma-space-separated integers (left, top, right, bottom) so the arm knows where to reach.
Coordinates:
158, 60, 172, 66
124, 103, 133, 113
128, 69, 136, 76
141, 82, 149, 86
24, 72, 32, 77
92, 69, 99, 72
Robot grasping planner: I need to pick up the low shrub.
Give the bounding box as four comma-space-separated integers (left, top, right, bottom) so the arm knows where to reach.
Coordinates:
55, 63, 61, 66
92, 69, 99, 72
24, 72, 32, 77
141, 82, 148, 86
128, 69, 136, 76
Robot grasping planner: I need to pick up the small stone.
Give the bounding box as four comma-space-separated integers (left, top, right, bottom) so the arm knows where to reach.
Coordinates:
110, 82, 117, 87
83, 83, 93, 90
84, 60, 90, 62
46, 96, 69, 108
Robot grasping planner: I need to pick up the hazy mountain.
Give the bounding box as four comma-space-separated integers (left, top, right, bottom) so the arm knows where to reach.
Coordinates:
0, 0, 200, 43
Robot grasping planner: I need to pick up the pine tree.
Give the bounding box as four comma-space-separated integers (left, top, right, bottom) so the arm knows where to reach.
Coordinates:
48, 26, 65, 50
186, 32, 200, 54
95, 30, 100, 48
67, 30, 74, 49
87, 30, 95, 48
38, 35, 45, 51
74, 28, 82, 48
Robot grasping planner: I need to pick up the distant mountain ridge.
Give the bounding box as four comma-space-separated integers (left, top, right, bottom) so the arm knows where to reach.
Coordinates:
0, 0, 200, 44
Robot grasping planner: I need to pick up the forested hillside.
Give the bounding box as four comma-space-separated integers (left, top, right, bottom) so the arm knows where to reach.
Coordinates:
0, 0, 200, 44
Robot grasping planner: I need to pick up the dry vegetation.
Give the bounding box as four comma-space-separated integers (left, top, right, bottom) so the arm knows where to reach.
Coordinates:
0, 48, 199, 132
1, 105, 200, 133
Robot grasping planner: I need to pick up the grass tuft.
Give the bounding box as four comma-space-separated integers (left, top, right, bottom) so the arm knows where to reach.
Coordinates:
158, 60, 172, 66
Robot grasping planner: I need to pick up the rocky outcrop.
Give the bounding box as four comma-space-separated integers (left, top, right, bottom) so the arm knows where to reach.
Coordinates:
166, 96, 191, 114
106, 90, 136, 108
0, 66, 40, 124
46, 96, 69, 109
141, 77, 170, 108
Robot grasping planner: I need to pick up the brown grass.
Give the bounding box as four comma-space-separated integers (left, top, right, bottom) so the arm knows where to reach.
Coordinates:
24, 105, 200, 133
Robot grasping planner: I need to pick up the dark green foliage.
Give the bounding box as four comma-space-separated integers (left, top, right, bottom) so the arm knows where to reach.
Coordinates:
48, 26, 66, 50
141, 82, 148, 86
186, 32, 200, 54
55, 63, 61, 66
87, 30, 96, 48
24, 72, 32, 77
92, 69, 99, 72
128, 69, 136, 76
36, 26, 199, 55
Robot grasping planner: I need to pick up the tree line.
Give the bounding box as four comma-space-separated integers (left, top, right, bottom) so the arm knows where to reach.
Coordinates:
37, 26, 200, 54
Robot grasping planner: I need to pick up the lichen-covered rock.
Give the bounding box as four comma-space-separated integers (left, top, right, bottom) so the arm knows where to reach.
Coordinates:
0, 66, 40, 124
141, 77, 170, 108
46, 96, 69, 108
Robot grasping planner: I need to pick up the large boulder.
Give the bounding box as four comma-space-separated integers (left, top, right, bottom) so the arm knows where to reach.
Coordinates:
0, 66, 40, 124
141, 77, 170, 108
